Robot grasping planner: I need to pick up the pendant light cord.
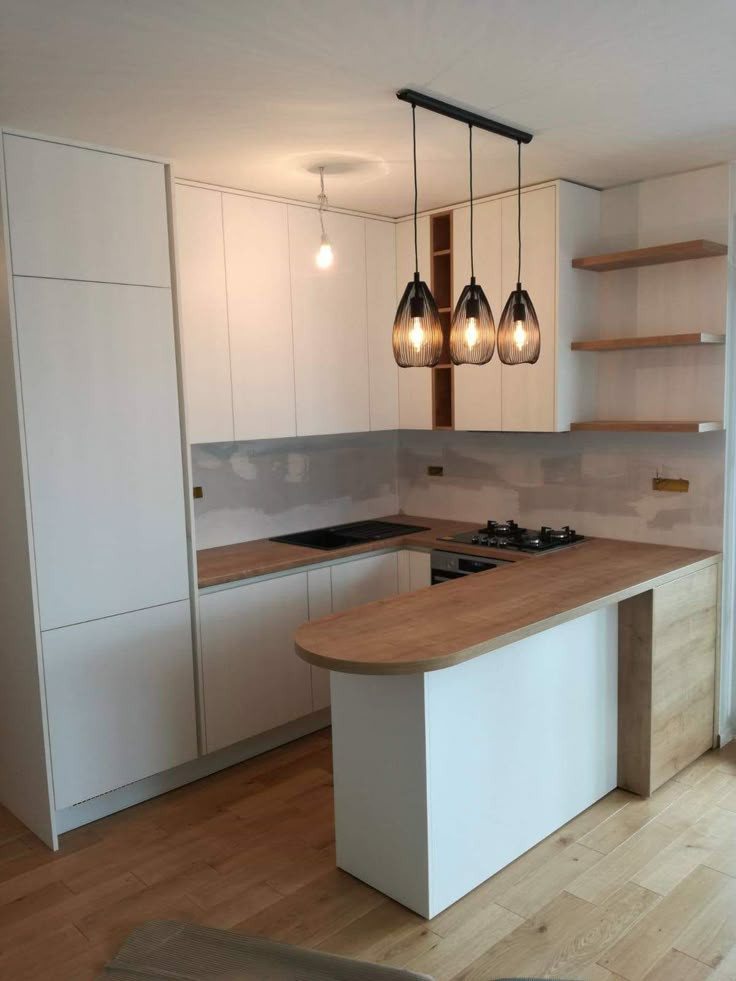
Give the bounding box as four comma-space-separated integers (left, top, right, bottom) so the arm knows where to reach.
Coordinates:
318, 166, 327, 237
412, 103, 419, 275
469, 125, 474, 279
516, 139, 522, 284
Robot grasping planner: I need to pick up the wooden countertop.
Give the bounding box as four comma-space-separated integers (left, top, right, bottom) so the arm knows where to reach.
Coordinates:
295, 538, 720, 676
196, 514, 537, 588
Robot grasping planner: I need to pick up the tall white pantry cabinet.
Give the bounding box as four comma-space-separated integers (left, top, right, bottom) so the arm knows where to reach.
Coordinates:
0, 132, 197, 846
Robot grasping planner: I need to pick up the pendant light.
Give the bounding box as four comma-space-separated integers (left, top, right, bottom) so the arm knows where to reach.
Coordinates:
497, 140, 540, 365
315, 166, 334, 269
449, 125, 495, 365
392, 104, 443, 368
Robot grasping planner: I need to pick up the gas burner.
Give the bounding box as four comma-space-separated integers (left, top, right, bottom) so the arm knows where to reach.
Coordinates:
487, 519, 519, 537
442, 519, 585, 554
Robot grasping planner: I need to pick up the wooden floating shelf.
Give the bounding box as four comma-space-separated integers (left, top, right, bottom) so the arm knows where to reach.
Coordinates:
572, 239, 727, 272
571, 332, 726, 352
571, 420, 723, 433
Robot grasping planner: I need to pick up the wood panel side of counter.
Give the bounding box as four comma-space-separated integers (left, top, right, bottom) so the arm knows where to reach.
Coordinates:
618, 564, 718, 797
618, 591, 653, 795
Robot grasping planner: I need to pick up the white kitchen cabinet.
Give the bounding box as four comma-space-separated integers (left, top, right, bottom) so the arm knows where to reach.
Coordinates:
175, 184, 234, 444
289, 207, 370, 436
224, 194, 297, 440
452, 199, 504, 431
199, 573, 313, 753
396, 216, 433, 429
331, 552, 399, 613
307, 567, 333, 711
3, 134, 171, 287
43, 601, 198, 810
14, 277, 190, 631
500, 185, 557, 432
398, 550, 432, 592
366, 220, 399, 430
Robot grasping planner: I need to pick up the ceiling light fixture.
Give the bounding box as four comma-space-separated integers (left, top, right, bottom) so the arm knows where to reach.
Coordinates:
497, 140, 541, 365
392, 103, 443, 368
393, 89, 533, 369
315, 166, 334, 269
449, 125, 495, 365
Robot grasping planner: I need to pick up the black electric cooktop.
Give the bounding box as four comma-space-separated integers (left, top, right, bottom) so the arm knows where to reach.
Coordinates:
270, 519, 429, 552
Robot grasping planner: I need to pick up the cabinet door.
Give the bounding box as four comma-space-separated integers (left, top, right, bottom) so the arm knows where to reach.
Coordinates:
175, 184, 234, 444
500, 186, 557, 432
3, 134, 171, 287
307, 567, 333, 712
43, 601, 197, 810
366, 220, 399, 430
331, 553, 399, 613
199, 573, 313, 753
396, 217, 433, 429
453, 200, 503, 431
14, 278, 190, 630
289, 207, 370, 436
224, 194, 297, 440
397, 550, 432, 592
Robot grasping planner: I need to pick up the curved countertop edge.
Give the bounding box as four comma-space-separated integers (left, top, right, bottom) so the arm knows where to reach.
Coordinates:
294, 544, 721, 676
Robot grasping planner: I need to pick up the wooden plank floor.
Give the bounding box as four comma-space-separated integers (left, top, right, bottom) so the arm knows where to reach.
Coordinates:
0, 730, 734, 980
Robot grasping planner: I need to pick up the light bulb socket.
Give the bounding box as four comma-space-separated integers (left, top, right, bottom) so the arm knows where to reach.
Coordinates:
512, 285, 526, 323
465, 293, 480, 321
409, 292, 425, 320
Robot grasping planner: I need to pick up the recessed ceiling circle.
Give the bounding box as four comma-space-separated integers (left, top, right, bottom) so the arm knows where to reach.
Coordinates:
290, 151, 389, 183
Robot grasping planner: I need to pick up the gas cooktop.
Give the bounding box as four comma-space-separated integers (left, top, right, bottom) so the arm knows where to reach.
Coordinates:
439, 519, 584, 554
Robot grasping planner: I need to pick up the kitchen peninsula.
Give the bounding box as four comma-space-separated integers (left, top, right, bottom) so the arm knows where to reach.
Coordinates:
295, 533, 720, 918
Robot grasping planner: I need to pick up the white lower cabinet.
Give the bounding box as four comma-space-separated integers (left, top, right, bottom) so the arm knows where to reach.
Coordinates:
398, 550, 432, 592
43, 601, 198, 810
307, 567, 334, 712
199, 573, 313, 753
330, 552, 400, 613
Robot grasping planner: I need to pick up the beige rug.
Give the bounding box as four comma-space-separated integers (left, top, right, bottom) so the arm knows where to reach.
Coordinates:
97, 920, 435, 980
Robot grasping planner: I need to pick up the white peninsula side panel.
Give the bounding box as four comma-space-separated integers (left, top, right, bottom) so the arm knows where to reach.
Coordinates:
331, 606, 618, 918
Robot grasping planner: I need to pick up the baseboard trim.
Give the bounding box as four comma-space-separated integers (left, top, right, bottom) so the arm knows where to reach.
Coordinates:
54, 710, 331, 836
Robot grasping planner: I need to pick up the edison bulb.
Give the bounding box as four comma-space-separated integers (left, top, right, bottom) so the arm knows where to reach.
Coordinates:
316, 240, 334, 269
409, 317, 425, 352
465, 317, 479, 349
513, 320, 526, 351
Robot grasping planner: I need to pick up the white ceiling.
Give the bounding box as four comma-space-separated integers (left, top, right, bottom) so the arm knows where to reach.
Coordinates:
2, 0, 736, 218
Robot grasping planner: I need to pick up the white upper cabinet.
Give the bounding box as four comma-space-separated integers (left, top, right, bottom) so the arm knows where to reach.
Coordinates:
175, 184, 234, 444
223, 194, 297, 440
396, 216, 433, 429
500, 185, 557, 432
14, 277, 190, 630
3, 134, 171, 287
365, 220, 399, 430
452, 199, 503, 431
289, 207, 370, 436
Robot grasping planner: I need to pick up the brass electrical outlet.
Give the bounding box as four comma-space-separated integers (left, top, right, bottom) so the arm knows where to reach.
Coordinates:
652, 476, 689, 493
427, 465, 444, 477
193, 486, 204, 499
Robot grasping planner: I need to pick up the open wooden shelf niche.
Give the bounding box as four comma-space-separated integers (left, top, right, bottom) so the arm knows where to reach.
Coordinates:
431, 212, 454, 429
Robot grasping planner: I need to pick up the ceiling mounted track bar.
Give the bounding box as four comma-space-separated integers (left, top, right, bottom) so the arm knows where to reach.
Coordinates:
396, 89, 533, 144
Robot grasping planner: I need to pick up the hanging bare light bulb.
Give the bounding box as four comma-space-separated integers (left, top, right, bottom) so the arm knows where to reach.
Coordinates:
497, 140, 540, 364
315, 166, 334, 269
392, 103, 443, 368
450, 125, 495, 365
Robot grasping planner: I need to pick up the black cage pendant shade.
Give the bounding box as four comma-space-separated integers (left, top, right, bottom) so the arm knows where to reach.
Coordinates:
392, 105, 443, 368
497, 141, 541, 365
450, 126, 495, 365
